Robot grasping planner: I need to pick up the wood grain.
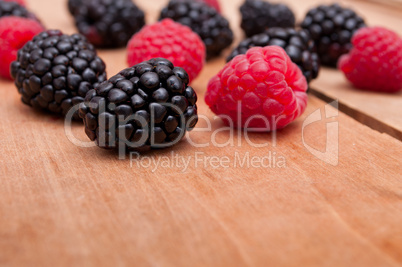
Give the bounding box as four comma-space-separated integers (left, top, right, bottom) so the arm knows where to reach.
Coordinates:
310, 68, 402, 141
0, 0, 401, 267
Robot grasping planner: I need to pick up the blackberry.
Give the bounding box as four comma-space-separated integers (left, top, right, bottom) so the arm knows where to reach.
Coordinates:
227, 28, 320, 83
68, 0, 145, 48
78, 58, 198, 152
67, 0, 80, 14
0, 0, 38, 21
160, 0, 233, 59
301, 3, 366, 67
240, 0, 295, 37
11, 30, 107, 120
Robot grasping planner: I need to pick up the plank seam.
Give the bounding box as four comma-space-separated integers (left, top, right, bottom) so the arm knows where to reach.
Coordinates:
309, 89, 402, 142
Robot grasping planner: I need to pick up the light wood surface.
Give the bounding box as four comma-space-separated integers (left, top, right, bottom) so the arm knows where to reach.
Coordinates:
1, 0, 402, 266
310, 68, 402, 140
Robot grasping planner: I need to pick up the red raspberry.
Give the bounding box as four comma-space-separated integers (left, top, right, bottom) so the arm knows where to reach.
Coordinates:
127, 19, 205, 82
338, 27, 402, 93
0, 16, 44, 80
3, 0, 25, 6
205, 46, 308, 130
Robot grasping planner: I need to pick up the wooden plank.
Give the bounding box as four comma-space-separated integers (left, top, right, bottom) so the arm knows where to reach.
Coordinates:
2, 75, 402, 266
0, 0, 402, 266
310, 68, 402, 140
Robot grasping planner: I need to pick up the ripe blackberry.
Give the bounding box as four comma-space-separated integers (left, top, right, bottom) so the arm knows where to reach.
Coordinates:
79, 58, 198, 151
0, 0, 38, 21
301, 3, 366, 67
240, 0, 295, 37
199, 0, 221, 13
227, 28, 320, 83
174, 0, 221, 13
11, 30, 107, 120
160, 0, 233, 59
68, 0, 145, 48
67, 0, 80, 14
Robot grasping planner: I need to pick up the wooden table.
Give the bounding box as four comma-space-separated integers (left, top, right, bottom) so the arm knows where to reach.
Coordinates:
0, 0, 401, 266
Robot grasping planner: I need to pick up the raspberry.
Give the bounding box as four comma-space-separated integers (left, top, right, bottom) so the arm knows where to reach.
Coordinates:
205, 46, 308, 130
79, 58, 198, 152
338, 27, 402, 93
127, 19, 205, 82
0, 16, 44, 79
227, 28, 320, 83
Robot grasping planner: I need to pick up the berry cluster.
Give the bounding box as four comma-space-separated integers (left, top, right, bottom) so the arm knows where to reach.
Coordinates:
160, 0, 233, 59
199, 0, 221, 13
339, 27, 402, 93
206, 46, 308, 130
0, 0, 43, 79
301, 3, 366, 66
68, 0, 145, 48
11, 30, 107, 120
79, 58, 198, 151
227, 28, 320, 83
174, 0, 221, 13
2, 0, 26, 6
127, 19, 205, 82
0, 0, 37, 21
2, 0, 399, 155
0, 16, 44, 79
240, 0, 295, 37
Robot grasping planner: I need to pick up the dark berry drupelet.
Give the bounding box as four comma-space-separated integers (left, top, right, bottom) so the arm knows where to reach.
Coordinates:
240, 0, 295, 37
68, 0, 145, 48
160, 0, 233, 59
227, 28, 320, 83
301, 3, 366, 67
67, 0, 80, 14
0, 0, 38, 21
11, 30, 107, 120
78, 58, 198, 151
